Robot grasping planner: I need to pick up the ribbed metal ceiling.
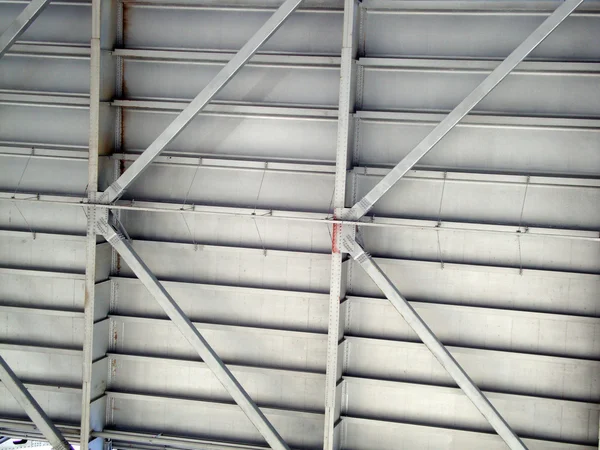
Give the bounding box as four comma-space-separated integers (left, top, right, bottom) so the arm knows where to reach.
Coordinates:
0, 1, 599, 449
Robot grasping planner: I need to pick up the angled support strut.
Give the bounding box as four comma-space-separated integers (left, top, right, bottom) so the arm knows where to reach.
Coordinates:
96, 217, 291, 450
346, 0, 583, 220
0, 0, 52, 59
341, 233, 528, 450
99, 0, 304, 204
0, 355, 73, 450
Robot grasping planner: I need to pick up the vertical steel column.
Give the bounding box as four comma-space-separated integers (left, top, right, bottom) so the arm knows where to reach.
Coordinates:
80, 0, 102, 446
0, 0, 52, 58
81, 1, 116, 448
0, 356, 73, 450
346, 0, 584, 220
99, 0, 305, 203
342, 236, 528, 450
323, 1, 359, 449
96, 218, 291, 450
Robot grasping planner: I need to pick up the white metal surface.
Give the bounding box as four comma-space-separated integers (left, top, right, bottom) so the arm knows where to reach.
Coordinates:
347, 0, 584, 220
323, 1, 358, 448
97, 218, 291, 450
0, 0, 599, 449
0, 356, 73, 450
0, 0, 52, 59
342, 236, 527, 450
100, 0, 305, 203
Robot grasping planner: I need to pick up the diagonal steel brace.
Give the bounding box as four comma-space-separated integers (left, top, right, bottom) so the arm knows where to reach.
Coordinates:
346, 0, 583, 220
339, 228, 528, 450
99, 0, 305, 204
95, 215, 290, 450
0, 355, 74, 450
0, 0, 52, 59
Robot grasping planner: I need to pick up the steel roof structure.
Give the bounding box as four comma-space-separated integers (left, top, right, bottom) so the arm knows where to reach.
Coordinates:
0, 0, 599, 449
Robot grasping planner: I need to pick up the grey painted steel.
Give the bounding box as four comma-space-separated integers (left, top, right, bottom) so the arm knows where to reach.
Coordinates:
118, 106, 337, 162
100, 0, 304, 204
342, 236, 528, 450
113, 48, 341, 66
115, 239, 331, 294
343, 377, 599, 444
105, 392, 324, 450
96, 429, 275, 450
362, 4, 600, 61
94, 426, 596, 450
345, 297, 600, 360
121, 58, 339, 107
0, 355, 73, 450
122, 5, 342, 56
110, 315, 327, 372
324, 0, 358, 448
0, 0, 52, 59
3, 189, 600, 245
1, 0, 599, 446
354, 112, 600, 176
0, 57, 90, 94
359, 62, 600, 117
347, 0, 583, 220
351, 169, 600, 230
2, 179, 599, 243
107, 353, 325, 413
96, 218, 291, 450
81, 0, 102, 445
341, 416, 596, 450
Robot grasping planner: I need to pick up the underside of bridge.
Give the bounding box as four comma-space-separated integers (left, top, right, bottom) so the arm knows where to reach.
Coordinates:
0, 1, 599, 449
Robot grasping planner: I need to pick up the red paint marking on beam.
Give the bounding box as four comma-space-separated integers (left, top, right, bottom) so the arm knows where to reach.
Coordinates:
332, 223, 341, 253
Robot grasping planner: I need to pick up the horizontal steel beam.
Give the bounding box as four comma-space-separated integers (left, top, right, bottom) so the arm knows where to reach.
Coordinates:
0, 266, 86, 280
6, 43, 91, 58
0, 419, 80, 444
0, 92, 90, 108
0, 304, 84, 318
96, 419, 599, 450
342, 235, 528, 450
111, 98, 338, 118
0, 342, 82, 357
96, 218, 291, 450
105, 390, 323, 421
108, 351, 325, 380
361, 0, 598, 13
113, 153, 336, 174
4, 333, 600, 391
113, 98, 600, 126
0, 0, 52, 59
100, 0, 305, 204
0, 416, 590, 450
113, 48, 340, 67
2, 191, 599, 242
95, 429, 269, 450
339, 416, 594, 450
355, 109, 600, 130
0, 355, 73, 450
108, 151, 600, 189
347, 0, 584, 220
122, 2, 341, 12
358, 58, 600, 74
110, 313, 324, 341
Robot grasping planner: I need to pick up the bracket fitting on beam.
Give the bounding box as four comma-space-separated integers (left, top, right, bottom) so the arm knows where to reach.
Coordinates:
94, 210, 111, 238
97, 181, 122, 205
333, 208, 365, 255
